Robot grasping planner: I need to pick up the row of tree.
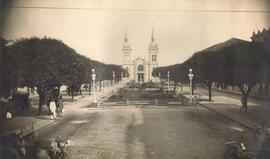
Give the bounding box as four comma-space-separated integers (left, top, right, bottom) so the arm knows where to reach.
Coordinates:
0, 37, 127, 114
153, 35, 269, 112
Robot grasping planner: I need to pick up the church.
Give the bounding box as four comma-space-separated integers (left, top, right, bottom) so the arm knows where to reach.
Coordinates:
122, 28, 159, 83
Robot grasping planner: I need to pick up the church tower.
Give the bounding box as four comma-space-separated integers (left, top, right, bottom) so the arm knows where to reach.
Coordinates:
122, 28, 132, 80
148, 26, 159, 81
122, 28, 131, 63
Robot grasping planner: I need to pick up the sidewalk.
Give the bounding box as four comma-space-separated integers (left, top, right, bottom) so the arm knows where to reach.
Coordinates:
195, 88, 270, 130
212, 87, 270, 100
0, 84, 120, 137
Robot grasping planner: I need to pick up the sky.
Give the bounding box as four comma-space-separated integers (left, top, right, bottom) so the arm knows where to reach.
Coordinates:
0, 0, 270, 66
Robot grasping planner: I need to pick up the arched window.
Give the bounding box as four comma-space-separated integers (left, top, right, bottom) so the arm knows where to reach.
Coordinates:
152, 55, 156, 62
138, 65, 144, 71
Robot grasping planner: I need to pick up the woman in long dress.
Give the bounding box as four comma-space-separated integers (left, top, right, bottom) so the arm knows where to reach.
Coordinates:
50, 101, 57, 120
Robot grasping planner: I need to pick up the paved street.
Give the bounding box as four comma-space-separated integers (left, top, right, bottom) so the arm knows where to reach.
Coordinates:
33, 105, 253, 159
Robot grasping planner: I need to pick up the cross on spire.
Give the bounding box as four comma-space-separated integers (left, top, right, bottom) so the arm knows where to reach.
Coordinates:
124, 27, 128, 42
151, 25, 155, 42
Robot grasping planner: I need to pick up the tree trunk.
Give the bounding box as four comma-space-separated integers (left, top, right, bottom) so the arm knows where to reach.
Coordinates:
37, 87, 46, 115
240, 94, 249, 112
208, 84, 212, 101
57, 85, 61, 96
100, 81, 102, 91
38, 94, 43, 115
206, 81, 212, 101
258, 83, 263, 95
265, 83, 269, 95
238, 84, 255, 112
71, 91, 74, 102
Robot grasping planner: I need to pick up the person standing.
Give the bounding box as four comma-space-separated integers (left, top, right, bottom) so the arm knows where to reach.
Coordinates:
56, 95, 64, 117
49, 101, 57, 120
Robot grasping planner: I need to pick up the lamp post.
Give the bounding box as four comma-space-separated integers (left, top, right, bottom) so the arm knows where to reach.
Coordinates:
92, 69, 96, 103
159, 72, 161, 84
121, 72, 123, 87
112, 71, 115, 95
167, 71, 170, 92
188, 68, 194, 97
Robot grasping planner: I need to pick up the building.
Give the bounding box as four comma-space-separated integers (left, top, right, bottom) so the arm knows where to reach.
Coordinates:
122, 28, 159, 83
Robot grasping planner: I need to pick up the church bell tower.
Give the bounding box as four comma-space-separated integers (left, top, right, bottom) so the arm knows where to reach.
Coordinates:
122, 28, 131, 63
148, 26, 159, 81
122, 28, 132, 80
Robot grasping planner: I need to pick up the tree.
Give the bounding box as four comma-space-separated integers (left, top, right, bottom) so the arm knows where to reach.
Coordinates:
64, 54, 90, 101
183, 51, 217, 101
153, 38, 263, 112
105, 64, 127, 82
227, 42, 261, 112
6, 37, 86, 114
0, 38, 19, 98
3, 36, 129, 115
0, 37, 9, 97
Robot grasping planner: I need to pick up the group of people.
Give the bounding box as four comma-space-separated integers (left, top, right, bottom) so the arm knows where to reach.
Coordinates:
49, 95, 64, 120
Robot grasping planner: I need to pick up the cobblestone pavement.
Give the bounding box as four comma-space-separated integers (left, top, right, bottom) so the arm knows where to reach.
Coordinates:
33, 105, 254, 159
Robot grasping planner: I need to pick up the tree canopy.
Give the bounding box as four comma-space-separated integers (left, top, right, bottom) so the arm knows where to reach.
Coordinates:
0, 37, 127, 114
153, 37, 264, 111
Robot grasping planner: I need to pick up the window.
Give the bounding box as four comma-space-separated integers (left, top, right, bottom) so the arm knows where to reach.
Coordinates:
138, 65, 144, 71
152, 55, 156, 62
125, 55, 129, 61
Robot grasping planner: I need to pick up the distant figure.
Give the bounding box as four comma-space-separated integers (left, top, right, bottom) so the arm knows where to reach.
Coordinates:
49, 101, 57, 120
55, 95, 64, 117
6, 112, 12, 119
257, 122, 269, 143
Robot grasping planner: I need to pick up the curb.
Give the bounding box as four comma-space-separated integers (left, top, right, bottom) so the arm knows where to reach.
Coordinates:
198, 102, 257, 131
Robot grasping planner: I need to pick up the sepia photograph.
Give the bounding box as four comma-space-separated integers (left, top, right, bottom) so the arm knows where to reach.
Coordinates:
0, 0, 270, 158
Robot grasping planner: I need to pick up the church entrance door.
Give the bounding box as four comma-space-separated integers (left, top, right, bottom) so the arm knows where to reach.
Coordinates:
138, 73, 144, 82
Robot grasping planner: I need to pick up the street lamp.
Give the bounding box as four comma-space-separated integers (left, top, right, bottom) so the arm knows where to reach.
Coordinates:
92, 69, 96, 103
188, 68, 194, 97
112, 71, 115, 95
159, 72, 161, 84
167, 71, 170, 92
121, 72, 123, 87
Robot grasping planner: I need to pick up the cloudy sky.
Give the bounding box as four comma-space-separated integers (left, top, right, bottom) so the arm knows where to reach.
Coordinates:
0, 0, 270, 66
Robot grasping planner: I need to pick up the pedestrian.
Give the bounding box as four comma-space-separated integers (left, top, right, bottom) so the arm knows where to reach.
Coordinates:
6, 111, 12, 119
55, 95, 64, 117
49, 101, 57, 120
258, 122, 269, 143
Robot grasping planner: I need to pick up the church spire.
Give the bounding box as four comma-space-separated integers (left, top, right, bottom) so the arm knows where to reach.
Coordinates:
151, 25, 155, 42
124, 27, 128, 42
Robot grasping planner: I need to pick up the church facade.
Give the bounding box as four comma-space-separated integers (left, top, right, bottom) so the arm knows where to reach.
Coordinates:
122, 28, 159, 83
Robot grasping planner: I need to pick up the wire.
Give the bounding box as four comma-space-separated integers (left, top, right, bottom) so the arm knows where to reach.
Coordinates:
3, 5, 270, 13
